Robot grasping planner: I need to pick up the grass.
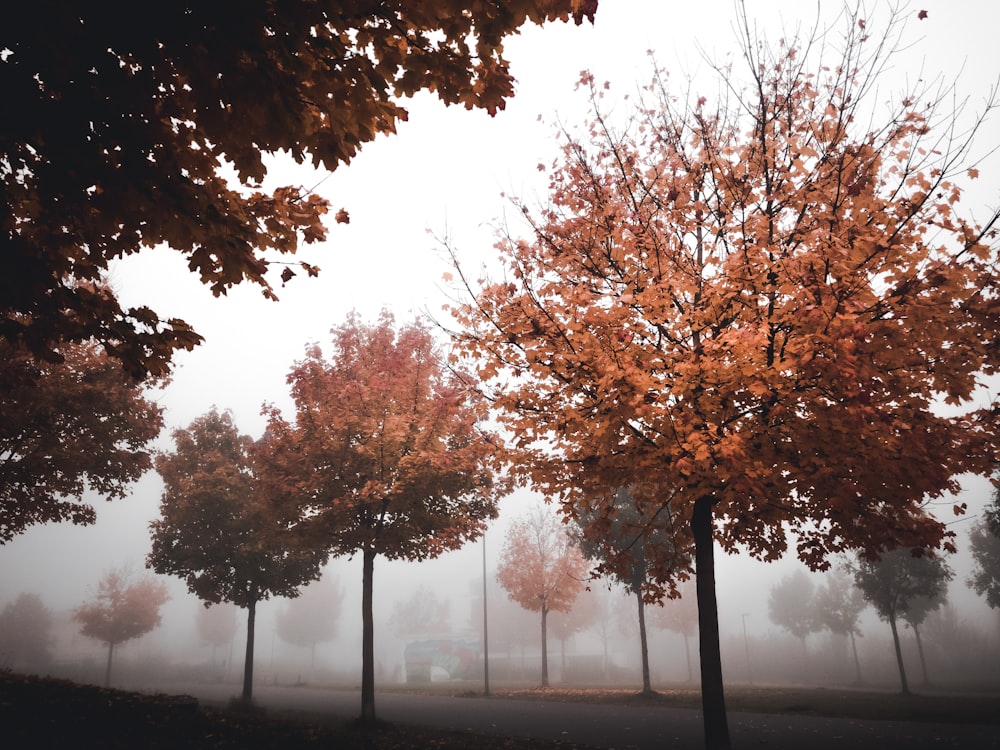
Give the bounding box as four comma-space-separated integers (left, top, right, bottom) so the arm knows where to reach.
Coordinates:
2, 672, 997, 750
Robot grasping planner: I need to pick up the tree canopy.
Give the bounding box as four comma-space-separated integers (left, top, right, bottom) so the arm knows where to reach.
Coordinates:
496, 504, 588, 687
73, 568, 170, 687
447, 6, 998, 746
852, 548, 953, 694
1, 0, 596, 378
149, 407, 328, 703
0, 338, 163, 543
259, 310, 503, 723
968, 485, 1000, 609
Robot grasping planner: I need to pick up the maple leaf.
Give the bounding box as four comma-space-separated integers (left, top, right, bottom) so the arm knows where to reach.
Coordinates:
335, 208, 351, 224
918, 10, 928, 20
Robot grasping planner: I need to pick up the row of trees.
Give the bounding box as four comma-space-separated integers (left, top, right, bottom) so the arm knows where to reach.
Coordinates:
147, 313, 502, 721
4, 5, 1000, 749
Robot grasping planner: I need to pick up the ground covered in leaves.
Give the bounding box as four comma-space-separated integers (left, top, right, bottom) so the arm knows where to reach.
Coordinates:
4, 672, 998, 749
0, 672, 593, 750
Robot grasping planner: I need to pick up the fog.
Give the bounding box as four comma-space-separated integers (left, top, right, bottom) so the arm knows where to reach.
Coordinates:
3, 0, 1000, 701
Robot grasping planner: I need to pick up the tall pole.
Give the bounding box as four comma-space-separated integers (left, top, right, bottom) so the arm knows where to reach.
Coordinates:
742, 613, 753, 686
483, 530, 490, 696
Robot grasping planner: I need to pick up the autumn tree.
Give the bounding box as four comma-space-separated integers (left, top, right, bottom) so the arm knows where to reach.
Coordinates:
388, 586, 452, 639
446, 5, 999, 747
1, 2, 596, 379
852, 548, 953, 695
548, 582, 601, 679
148, 408, 327, 704
575, 487, 690, 694
0, 593, 54, 672
650, 580, 699, 683
275, 574, 344, 675
812, 570, 867, 684
195, 601, 239, 666
767, 570, 820, 671
0, 338, 163, 543
258, 311, 501, 724
496, 504, 588, 687
968, 485, 1000, 609
73, 568, 169, 687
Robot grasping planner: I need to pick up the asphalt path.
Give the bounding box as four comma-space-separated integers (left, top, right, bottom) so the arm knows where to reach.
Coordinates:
179, 683, 1000, 750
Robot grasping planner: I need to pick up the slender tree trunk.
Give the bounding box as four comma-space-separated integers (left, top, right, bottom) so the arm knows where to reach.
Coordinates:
540, 605, 549, 688
560, 636, 566, 681
849, 631, 862, 684
888, 613, 910, 695
361, 544, 377, 723
242, 599, 256, 704
912, 623, 929, 687
104, 641, 115, 687
682, 631, 694, 683
635, 587, 652, 695
692, 496, 730, 750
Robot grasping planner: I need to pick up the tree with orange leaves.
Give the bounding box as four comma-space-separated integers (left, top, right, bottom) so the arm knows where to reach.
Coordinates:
496, 504, 588, 687
448, 6, 999, 748
73, 568, 169, 687
259, 311, 501, 724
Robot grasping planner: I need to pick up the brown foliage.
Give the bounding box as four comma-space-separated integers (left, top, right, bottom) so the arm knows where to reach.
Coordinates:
0, 338, 163, 543
1, 1, 596, 378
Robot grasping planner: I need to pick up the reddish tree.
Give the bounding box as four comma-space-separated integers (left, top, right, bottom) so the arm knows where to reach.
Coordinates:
0, 338, 163, 543
650, 581, 699, 683
73, 568, 169, 687
149, 408, 327, 704
496, 504, 588, 687
2, 1, 596, 378
259, 311, 502, 724
275, 574, 344, 675
447, 7, 998, 748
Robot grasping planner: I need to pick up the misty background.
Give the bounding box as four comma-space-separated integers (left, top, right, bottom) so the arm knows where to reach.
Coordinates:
2, 0, 998, 695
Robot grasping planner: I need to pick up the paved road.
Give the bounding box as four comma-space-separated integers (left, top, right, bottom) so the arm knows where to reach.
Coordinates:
178, 683, 1000, 750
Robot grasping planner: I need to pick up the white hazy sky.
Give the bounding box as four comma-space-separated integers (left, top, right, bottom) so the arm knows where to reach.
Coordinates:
2, 0, 999, 677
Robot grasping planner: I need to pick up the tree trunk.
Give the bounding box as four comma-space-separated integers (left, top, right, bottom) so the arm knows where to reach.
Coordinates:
849, 631, 862, 684
913, 622, 929, 687
560, 636, 566, 681
361, 544, 377, 723
104, 641, 115, 688
888, 613, 910, 695
692, 496, 730, 750
540, 605, 549, 688
241, 599, 256, 704
683, 632, 693, 683
635, 587, 652, 695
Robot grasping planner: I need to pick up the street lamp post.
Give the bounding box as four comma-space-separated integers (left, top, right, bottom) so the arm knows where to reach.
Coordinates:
742, 613, 753, 685
483, 531, 490, 696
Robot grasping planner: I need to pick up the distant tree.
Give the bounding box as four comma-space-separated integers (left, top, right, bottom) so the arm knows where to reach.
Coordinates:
149, 408, 328, 704
812, 570, 867, 684
548, 583, 601, 679
195, 601, 239, 666
276, 574, 344, 674
2, 1, 596, 378
496, 504, 589, 687
852, 548, 953, 695
0, 339, 163, 543
768, 570, 820, 671
968, 486, 1000, 609
258, 311, 502, 724
900, 593, 948, 688
0, 593, 54, 672
73, 568, 169, 687
650, 580, 699, 683
388, 586, 451, 639
575, 487, 691, 694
